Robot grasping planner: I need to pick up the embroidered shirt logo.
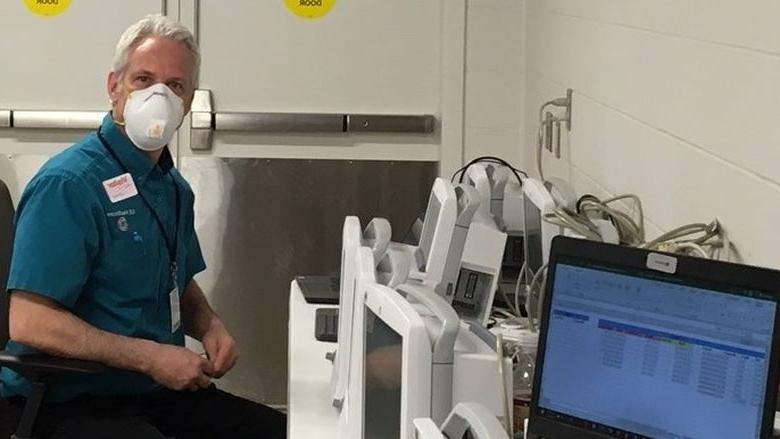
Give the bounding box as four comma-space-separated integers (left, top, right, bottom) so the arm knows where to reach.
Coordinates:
117, 217, 129, 232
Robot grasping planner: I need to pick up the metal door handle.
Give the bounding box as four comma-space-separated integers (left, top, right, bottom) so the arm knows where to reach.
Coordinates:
190, 89, 435, 151
216, 112, 344, 133
347, 114, 434, 133
0, 110, 104, 130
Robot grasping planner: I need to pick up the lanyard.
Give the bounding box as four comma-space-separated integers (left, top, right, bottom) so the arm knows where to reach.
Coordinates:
97, 128, 180, 283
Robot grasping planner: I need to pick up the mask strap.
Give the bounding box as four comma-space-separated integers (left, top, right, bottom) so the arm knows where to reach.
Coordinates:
110, 84, 131, 128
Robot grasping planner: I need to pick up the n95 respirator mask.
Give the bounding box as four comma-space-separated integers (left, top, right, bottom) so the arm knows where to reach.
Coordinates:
122, 83, 185, 152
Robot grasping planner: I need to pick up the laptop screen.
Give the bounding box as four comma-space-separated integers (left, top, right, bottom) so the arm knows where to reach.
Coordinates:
537, 260, 777, 439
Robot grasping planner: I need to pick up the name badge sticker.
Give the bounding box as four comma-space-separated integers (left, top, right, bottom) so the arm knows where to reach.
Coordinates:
102, 173, 139, 203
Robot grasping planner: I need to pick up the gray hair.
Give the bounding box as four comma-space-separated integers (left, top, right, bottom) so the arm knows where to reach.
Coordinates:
112, 14, 200, 86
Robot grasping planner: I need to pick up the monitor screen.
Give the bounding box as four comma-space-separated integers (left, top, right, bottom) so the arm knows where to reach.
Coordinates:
364, 307, 403, 439
537, 262, 777, 439
522, 196, 543, 274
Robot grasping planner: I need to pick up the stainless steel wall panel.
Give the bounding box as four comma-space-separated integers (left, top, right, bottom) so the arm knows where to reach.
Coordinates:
179, 157, 437, 405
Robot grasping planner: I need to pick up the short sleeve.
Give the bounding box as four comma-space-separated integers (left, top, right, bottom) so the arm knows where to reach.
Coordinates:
183, 207, 206, 286
184, 232, 206, 285
7, 174, 100, 308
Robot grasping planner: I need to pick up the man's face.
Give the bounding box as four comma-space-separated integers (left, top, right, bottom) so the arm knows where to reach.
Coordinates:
107, 36, 196, 123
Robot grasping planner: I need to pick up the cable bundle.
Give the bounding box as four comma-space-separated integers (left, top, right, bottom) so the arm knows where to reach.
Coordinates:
640, 219, 738, 262
451, 156, 527, 186
577, 194, 645, 246
538, 194, 644, 246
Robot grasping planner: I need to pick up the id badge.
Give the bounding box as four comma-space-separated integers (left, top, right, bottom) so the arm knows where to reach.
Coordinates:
102, 173, 139, 203
170, 287, 181, 333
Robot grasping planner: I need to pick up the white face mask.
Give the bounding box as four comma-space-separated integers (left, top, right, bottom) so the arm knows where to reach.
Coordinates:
122, 83, 184, 152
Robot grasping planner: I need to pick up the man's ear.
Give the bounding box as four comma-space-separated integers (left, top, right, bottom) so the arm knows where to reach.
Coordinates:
107, 71, 120, 103
183, 91, 194, 115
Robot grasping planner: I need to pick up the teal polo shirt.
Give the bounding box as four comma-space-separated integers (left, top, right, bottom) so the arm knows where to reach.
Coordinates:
0, 114, 206, 402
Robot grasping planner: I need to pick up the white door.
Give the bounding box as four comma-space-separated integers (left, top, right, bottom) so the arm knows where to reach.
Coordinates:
180, 0, 451, 161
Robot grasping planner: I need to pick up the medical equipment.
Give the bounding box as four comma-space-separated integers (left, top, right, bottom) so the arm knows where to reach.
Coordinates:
463, 162, 511, 224
457, 163, 522, 324
490, 321, 539, 405
497, 176, 526, 314
452, 156, 528, 187
488, 168, 510, 230
329, 245, 379, 410
412, 419, 443, 439
459, 160, 525, 233
502, 177, 524, 233
463, 162, 495, 220
344, 282, 435, 439
397, 284, 461, 424
522, 178, 557, 278
453, 322, 514, 428
501, 176, 525, 242
454, 212, 506, 324
413, 403, 510, 439
314, 309, 339, 343
345, 280, 513, 439
336, 177, 518, 437
390, 178, 480, 300
522, 177, 630, 322
543, 177, 577, 212
329, 217, 407, 408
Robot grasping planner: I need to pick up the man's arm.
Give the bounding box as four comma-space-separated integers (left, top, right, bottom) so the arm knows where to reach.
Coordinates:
181, 280, 237, 377
181, 279, 220, 340
9, 290, 213, 391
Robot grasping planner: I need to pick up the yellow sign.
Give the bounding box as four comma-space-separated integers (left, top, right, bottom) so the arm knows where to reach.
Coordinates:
23, 0, 72, 17
285, 0, 335, 20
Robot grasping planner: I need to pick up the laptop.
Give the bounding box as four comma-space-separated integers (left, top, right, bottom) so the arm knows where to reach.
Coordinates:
527, 236, 780, 439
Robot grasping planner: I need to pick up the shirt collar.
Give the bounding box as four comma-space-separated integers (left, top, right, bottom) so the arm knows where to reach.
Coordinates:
98, 114, 174, 183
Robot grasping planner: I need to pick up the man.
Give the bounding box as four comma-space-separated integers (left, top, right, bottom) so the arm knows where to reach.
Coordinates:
0, 15, 286, 439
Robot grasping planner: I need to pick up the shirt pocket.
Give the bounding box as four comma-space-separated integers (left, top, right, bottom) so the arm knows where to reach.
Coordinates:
104, 205, 148, 263
107, 232, 148, 262
88, 231, 154, 315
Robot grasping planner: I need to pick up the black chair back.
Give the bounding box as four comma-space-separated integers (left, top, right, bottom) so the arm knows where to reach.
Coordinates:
0, 179, 14, 348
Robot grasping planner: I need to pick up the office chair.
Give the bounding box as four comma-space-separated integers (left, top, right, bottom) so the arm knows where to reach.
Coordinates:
0, 178, 104, 439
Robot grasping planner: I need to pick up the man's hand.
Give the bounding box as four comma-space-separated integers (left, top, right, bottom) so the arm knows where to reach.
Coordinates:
181, 280, 236, 378
147, 344, 215, 391
201, 320, 237, 378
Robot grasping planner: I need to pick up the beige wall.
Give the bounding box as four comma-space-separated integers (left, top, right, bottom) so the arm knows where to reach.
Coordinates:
464, 0, 526, 167
524, 0, 780, 267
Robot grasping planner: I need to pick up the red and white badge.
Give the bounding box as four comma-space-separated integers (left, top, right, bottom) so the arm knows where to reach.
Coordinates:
102, 173, 139, 203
